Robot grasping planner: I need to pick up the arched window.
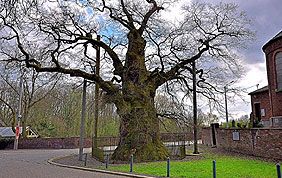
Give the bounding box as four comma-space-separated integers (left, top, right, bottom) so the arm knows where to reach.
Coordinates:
276, 52, 282, 90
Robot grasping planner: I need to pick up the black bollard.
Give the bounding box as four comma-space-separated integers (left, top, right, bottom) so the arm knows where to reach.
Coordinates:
213, 160, 216, 178
130, 154, 133, 173
105, 154, 109, 169
84, 153, 87, 166
167, 157, 170, 177
277, 163, 281, 178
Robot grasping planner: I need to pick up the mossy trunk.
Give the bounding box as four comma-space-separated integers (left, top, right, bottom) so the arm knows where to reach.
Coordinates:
111, 30, 168, 162
112, 96, 169, 162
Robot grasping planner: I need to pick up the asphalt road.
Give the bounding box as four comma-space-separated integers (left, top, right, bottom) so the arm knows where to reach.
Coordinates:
0, 149, 127, 178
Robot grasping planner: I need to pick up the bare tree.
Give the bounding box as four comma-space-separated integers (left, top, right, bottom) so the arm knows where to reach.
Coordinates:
0, 63, 60, 137
0, 1, 253, 161
0, 75, 17, 129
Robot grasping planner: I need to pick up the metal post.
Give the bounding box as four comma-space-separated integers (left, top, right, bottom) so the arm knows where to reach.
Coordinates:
130, 154, 133, 173
224, 86, 228, 128
14, 68, 24, 150
224, 81, 234, 128
213, 160, 216, 178
277, 163, 281, 178
192, 61, 199, 154
106, 154, 109, 169
79, 80, 87, 161
167, 157, 170, 177
93, 35, 101, 155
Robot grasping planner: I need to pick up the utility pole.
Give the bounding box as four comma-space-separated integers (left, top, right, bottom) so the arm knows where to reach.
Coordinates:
92, 35, 100, 156
14, 68, 24, 150
192, 61, 199, 154
224, 86, 228, 128
79, 80, 87, 161
224, 81, 234, 128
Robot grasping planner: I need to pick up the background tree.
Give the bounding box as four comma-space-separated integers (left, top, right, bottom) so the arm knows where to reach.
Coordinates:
0, 62, 60, 137
0, 0, 253, 161
0, 67, 17, 129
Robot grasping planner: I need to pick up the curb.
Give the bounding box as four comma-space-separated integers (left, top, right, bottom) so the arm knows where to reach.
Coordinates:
47, 156, 156, 178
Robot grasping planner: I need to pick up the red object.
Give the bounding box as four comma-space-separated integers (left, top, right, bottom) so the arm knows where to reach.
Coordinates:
16, 126, 20, 139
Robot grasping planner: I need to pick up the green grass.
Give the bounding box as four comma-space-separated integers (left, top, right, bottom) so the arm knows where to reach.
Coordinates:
103, 154, 277, 178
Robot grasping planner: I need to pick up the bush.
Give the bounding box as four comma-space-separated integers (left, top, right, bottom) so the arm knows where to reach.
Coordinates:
0, 138, 14, 149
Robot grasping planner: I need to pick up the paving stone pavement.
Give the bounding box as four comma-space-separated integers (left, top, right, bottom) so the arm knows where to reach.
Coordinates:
0, 149, 129, 178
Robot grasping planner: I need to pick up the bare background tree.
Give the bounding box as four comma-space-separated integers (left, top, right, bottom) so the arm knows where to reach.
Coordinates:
0, 62, 60, 136
0, 0, 254, 161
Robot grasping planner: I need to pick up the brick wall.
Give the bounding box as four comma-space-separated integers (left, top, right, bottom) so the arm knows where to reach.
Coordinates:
201, 127, 212, 146
264, 37, 282, 117
202, 127, 282, 160
251, 91, 271, 123
18, 137, 92, 149
5, 133, 195, 150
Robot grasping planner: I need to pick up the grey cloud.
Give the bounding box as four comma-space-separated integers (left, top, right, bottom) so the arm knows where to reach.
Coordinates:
192, 0, 282, 64
240, 0, 282, 64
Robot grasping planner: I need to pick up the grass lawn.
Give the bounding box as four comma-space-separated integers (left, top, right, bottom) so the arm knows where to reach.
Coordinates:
102, 152, 277, 178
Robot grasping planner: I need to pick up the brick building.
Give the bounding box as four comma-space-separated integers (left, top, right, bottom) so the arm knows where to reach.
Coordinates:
249, 30, 282, 127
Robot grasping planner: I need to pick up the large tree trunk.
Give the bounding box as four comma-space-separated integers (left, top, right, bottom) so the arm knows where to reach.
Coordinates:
111, 94, 169, 162
111, 30, 168, 162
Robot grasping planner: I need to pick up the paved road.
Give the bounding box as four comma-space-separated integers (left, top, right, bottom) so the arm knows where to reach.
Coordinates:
0, 149, 127, 178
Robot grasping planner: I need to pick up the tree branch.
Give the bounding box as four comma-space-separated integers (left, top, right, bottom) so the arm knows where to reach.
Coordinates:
154, 43, 209, 87
99, 0, 133, 30
61, 36, 124, 77
120, 0, 135, 29
138, 0, 164, 35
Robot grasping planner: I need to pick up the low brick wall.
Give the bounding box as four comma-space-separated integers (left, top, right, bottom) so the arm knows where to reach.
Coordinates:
201, 127, 212, 146
202, 127, 282, 160
6, 132, 195, 150
18, 137, 92, 149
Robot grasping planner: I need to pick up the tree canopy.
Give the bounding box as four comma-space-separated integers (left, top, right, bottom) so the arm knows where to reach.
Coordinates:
0, 0, 254, 161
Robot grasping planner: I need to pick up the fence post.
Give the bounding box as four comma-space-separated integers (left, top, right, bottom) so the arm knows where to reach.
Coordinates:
213, 160, 216, 178
105, 154, 109, 169
277, 163, 281, 178
167, 157, 170, 177
130, 154, 133, 173
84, 153, 87, 166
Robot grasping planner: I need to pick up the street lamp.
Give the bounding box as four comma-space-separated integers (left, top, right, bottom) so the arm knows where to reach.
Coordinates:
224, 81, 234, 128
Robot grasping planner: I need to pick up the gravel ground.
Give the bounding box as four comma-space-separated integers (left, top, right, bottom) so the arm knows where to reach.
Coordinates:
54, 153, 105, 168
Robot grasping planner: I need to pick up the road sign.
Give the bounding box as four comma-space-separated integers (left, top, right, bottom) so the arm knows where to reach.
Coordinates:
16, 126, 20, 139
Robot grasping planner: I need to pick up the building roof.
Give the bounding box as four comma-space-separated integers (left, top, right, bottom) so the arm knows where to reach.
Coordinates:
0, 127, 38, 138
273, 31, 282, 39
263, 30, 282, 50
248, 86, 269, 95
0, 127, 17, 138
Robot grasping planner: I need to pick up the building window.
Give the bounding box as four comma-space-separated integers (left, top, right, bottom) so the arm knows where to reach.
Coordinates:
261, 108, 265, 117
275, 52, 282, 90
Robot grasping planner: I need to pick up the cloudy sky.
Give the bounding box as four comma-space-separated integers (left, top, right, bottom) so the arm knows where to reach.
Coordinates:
205, 0, 282, 119
165, 0, 281, 119
215, 0, 282, 64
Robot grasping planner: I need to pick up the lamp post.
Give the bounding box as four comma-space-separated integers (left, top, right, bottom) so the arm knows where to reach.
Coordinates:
192, 61, 199, 154
92, 35, 100, 157
224, 81, 234, 128
79, 80, 87, 161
